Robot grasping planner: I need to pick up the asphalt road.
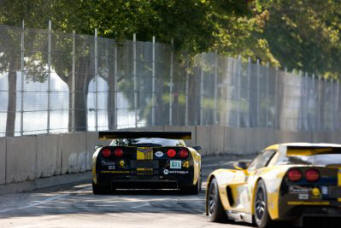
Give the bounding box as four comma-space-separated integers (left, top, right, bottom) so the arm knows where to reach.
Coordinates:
0, 154, 291, 228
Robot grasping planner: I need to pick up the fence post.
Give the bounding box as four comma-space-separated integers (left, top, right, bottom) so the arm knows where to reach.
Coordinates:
185, 65, 189, 126
336, 79, 340, 129
94, 29, 98, 131
169, 39, 174, 126
20, 20, 25, 136
47, 20, 52, 134
274, 66, 279, 129
133, 33, 138, 128
265, 62, 270, 127
200, 61, 204, 125
256, 59, 260, 127
214, 51, 218, 125
151, 36, 156, 126
113, 43, 118, 129
247, 57, 251, 128
71, 30, 76, 132
236, 56, 241, 128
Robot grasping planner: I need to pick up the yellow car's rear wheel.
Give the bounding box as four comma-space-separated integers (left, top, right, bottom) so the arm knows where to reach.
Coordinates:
254, 180, 273, 228
208, 178, 227, 222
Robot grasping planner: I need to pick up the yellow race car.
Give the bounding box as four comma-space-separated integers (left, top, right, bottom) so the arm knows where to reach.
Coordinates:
206, 143, 341, 228
92, 131, 202, 194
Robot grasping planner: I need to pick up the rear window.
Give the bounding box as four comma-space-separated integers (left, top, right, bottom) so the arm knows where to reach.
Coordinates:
279, 147, 341, 166
110, 138, 186, 147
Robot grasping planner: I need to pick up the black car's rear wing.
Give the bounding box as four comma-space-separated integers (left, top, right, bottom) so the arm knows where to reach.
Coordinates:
98, 131, 192, 140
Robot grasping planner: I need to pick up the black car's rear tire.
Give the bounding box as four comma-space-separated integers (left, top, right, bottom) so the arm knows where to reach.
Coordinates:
180, 175, 201, 194
207, 178, 227, 222
92, 181, 111, 195
254, 180, 273, 228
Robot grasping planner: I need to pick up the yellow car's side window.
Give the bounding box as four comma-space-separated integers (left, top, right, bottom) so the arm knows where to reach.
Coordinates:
248, 150, 276, 171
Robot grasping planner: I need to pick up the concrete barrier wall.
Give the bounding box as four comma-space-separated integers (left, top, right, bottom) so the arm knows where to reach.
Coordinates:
1, 127, 341, 186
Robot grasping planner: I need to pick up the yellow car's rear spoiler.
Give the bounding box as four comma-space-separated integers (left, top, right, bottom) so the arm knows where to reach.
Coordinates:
287, 146, 341, 156
98, 131, 192, 140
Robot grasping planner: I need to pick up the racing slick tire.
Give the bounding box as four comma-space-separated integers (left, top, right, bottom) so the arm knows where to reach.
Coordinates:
92, 181, 112, 195
254, 179, 273, 228
180, 174, 202, 195
207, 178, 227, 222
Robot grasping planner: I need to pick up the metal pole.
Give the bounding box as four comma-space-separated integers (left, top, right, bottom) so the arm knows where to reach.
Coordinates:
113, 43, 118, 129
71, 30, 76, 132
330, 78, 334, 130
200, 65, 204, 125
265, 62, 270, 127
169, 39, 174, 126
20, 20, 24, 136
214, 52, 218, 125
236, 56, 241, 128
151, 36, 156, 126
133, 33, 138, 128
304, 72, 308, 131
94, 29, 98, 131
256, 59, 260, 127
274, 66, 279, 129
47, 20, 52, 134
247, 57, 251, 128
312, 73, 316, 130
185, 67, 189, 126
336, 79, 340, 129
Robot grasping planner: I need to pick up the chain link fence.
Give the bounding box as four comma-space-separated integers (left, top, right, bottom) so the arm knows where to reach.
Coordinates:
0, 23, 340, 137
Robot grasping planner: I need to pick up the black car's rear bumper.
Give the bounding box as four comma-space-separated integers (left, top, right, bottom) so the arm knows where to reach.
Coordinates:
96, 169, 195, 189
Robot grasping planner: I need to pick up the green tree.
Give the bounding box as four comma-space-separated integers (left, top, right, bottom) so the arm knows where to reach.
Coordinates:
259, 0, 341, 78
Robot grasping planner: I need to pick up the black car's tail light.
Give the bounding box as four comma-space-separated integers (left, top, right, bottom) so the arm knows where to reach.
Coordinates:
305, 169, 320, 182
167, 149, 176, 158
114, 148, 124, 157
179, 148, 189, 158
287, 168, 302, 182
101, 148, 112, 158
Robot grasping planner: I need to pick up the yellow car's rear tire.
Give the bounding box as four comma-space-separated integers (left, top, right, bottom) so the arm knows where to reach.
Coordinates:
254, 180, 273, 228
207, 178, 227, 222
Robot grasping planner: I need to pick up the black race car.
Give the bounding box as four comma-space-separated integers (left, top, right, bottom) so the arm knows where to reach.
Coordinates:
92, 131, 202, 194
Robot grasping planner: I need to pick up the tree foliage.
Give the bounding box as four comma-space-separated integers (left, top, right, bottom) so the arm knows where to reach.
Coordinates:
258, 0, 341, 78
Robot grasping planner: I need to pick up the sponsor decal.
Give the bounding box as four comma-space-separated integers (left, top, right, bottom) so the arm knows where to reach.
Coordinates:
312, 187, 321, 198
182, 161, 190, 168
170, 160, 182, 169
321, 186, 328, 195
169, 170, 189, 175
289, 186, 309, 194
163, 169, 169, 175
298, 194, 309, 200
108, 165, 115, 170
155, 151, 164, 158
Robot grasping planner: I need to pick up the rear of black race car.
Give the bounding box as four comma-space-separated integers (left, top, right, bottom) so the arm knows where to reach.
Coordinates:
91, 132, 201, 194
277, 166, 341, 226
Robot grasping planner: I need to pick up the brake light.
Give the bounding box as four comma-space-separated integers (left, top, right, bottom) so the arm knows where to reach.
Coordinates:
101, 148, 111, 158
167, 149, 176, 158
305, 169, 319, 182
179, 149, 189, 158
114, 148, 123, 157
287, 169, 302, 182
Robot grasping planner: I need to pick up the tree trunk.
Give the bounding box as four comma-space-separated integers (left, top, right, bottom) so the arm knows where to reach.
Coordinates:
6, 68, 17, 137
68, 56, 92, 132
